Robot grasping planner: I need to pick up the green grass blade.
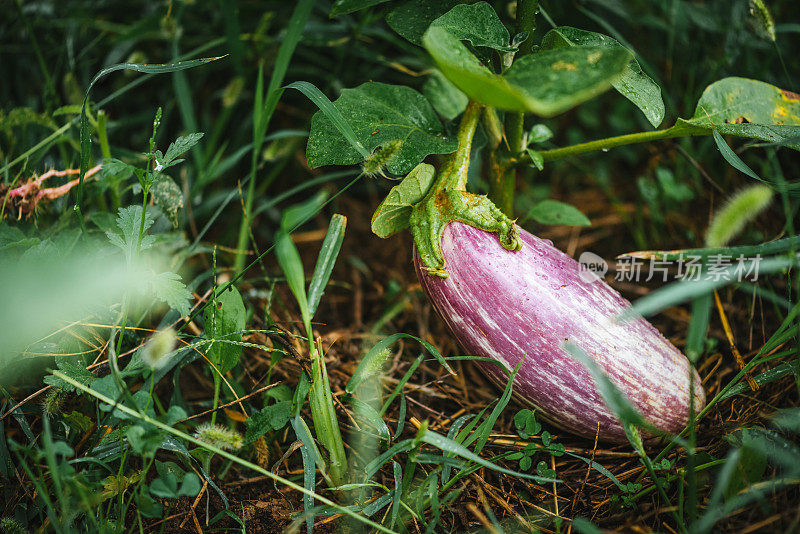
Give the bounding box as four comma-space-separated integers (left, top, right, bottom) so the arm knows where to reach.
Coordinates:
77, 55, 225, 221
307, 214, 347, 318
285, 81, 370, 158
275, 231, 311, 336
419, 428, 556, 483
52, 370, 397, 534
712, 130, 764, 183
234, 0, 315, 273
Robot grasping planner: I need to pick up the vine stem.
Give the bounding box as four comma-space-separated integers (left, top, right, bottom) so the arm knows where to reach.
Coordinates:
526, 126, 704, 164
488, 0, 539, 216
434, 100, 484, 193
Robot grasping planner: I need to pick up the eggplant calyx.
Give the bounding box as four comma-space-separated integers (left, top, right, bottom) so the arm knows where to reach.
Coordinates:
410, 189, 521, 278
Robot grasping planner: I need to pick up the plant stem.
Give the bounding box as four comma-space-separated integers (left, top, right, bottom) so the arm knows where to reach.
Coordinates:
488, 0, 538, 216
432, 100, 484, 193
515, 0, 539, 56
527, 126, 704, 164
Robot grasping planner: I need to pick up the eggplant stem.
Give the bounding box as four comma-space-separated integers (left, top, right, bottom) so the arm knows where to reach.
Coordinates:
410, 101, 522, 276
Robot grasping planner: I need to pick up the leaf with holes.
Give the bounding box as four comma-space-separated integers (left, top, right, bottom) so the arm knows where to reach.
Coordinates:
429, 2, 513, 52
541, 26, 664, 127
672, 77, 800, 149
151, 175, 184, 228
306, 82, 457, 174
423, 26, 631, 116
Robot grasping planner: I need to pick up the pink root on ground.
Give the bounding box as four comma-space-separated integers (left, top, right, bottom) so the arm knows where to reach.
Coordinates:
7, 164, 102, 199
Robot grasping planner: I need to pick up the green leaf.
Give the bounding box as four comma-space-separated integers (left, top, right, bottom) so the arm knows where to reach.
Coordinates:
275, 231, 311, 333
203, 285, 246, 374
385, 0, 458, 45
526, 148, 544, 171
286, 81, 370, 159
43, 355, 96, 392
77, 56, 223, 216
626, 255, 796, 318
572, 518, 603, 534
147, 272, 193, 317
423, 26, 631, 116
541, 27, 665, 127
106, 206, 156, 258
429, 2, 513, 52
330, 0, 390, 16
527, 199, 591, 226
281, 190, 329, 232
244, 400, 292, 444
680, 77, 800, 149
344, 395, 390, 440
307, 214, 347, 318
371, 163, 436, 238
722, 428, 767, 501
306, 82, 457, 174
422, 70, 468, 120
528, 124, 553, 144
161, 133, 204, 168
150, 175, 184, 228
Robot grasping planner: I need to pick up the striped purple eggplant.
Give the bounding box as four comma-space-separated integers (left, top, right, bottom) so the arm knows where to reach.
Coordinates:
414, 221, 706, 442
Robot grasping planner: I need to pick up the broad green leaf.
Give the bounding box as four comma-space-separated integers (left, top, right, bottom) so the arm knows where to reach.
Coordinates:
429, 2, 513, 52
528, 124, 553, 144
244, 400, 292, 444
504, 47, 632, 116
423, 70, 468, 120
330, 0, 390, 16
526, 148, 544, 170
541, 27, 665, 128
385, 0, 458, 45
371, 163, 436, 238
678, 77, 800, 149
423, 27, 526, 111
106, 206, 156, 259
307, 214, 347, 318
203, 285, 246, 374
286, 81, 370, 159
43, 355, 96, 392
423, 26, 631, 116
723, 428, 767, 501
150, 175, 184, 228
147, 272, 192, 317
306, 82, 457, 174
527, 199, 591, 226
